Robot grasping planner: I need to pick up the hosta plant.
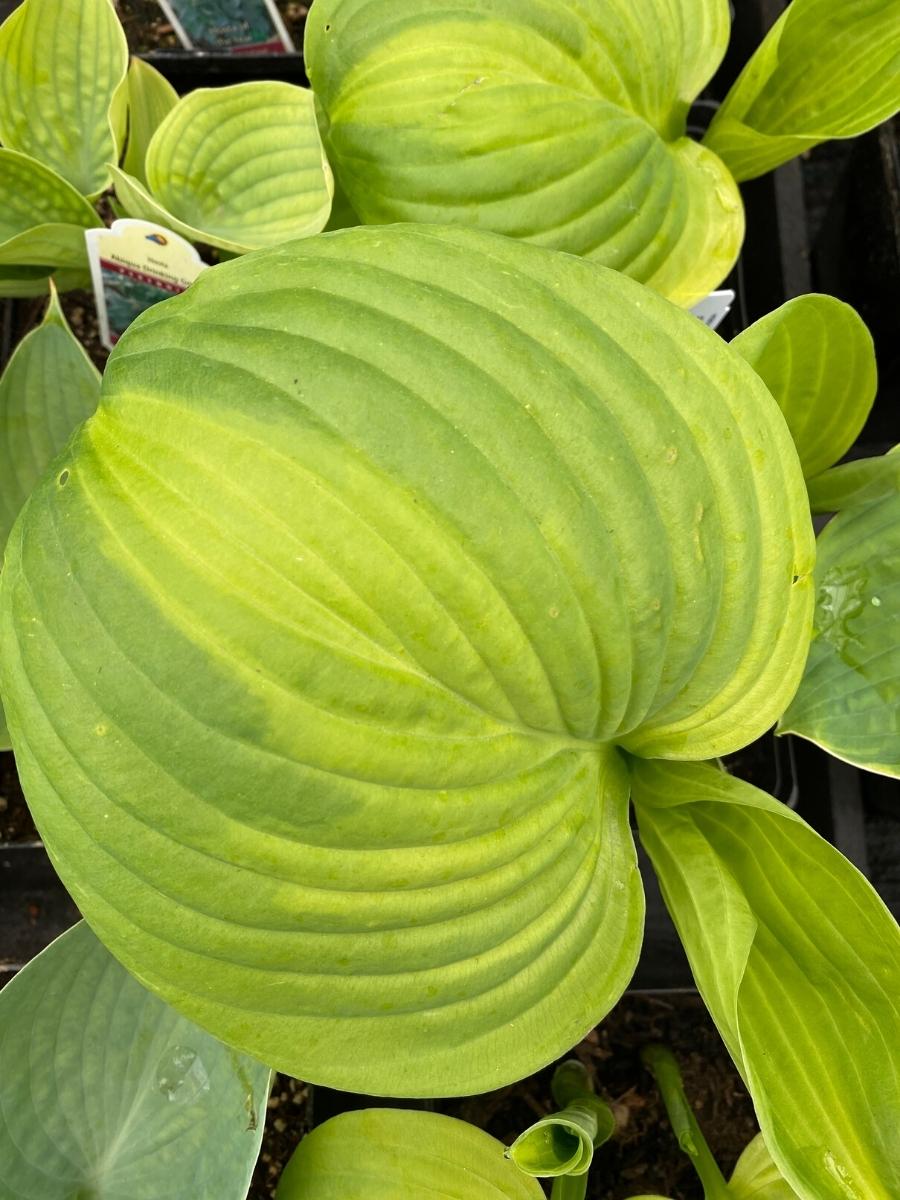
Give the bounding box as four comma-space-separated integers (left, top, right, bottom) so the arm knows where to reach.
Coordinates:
0, 922, 270, 1200
1, 223, 898, 1200
0, 0, 333, 294
305, 0, 900, 305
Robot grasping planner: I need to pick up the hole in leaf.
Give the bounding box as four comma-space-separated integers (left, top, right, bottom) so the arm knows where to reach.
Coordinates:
58, 469, 70, 487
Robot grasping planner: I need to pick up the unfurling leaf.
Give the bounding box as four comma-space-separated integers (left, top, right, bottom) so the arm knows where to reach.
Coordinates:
509, 1060, 615, 1178
632, 758, 900, 1200
305, 0, 743, 305
0, 922, 270, 1200
705, 0, 900, 181
780, 491, 900, 777
276, 1109, 544, 1199
0, 224, 812, 1095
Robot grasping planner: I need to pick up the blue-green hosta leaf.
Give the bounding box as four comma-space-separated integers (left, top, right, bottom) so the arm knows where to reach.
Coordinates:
305, 0, 743, 306
0, 149, 101, 295
632, 758, 900, 1200
705, 0, 900, 182
0, 922, 270, 1200
123, 57, 179, 186
807, 445, 900, 514
0, 0, 128, 196
780, 492, 900, 776
730, 1135, 798, 1200
0, 225, 811, 1095
112, 82, 333, 254
277, 1109, 544, 1199
509, 1060, 615, 1178
0, 286, 101, 549
731, 295, 876, 480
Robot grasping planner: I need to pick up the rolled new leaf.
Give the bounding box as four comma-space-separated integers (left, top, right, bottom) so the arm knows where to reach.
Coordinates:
632, 758, 900, 1200
729, 1135, 798, 1200
305, 0, 743, 305
509, 1060, 615, 1177
0, 922, 270, 1200
731, 295, 876, 480
0, 0, 128, 196
0, 224, 813, 1096
276, 1109, 544, 1199
705, 0, 900, 181
112, 81, 333, 253
780, 491, 900, 776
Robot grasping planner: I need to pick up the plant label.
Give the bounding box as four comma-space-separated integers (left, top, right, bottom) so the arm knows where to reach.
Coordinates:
85, 219, 207, 351
156, 0, 294, 52
691, 289, 735, 332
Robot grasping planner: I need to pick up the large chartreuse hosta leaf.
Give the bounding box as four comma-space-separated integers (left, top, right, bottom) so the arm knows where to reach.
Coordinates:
0, 922, 269, 1199
633, 759, 900, 1200
780, 491, 900, 776
705, 0, 900, 182
0, 225, 812, 1095
304, 0, 743, 306
0, 0, 128, 197
277, 1109, 544, 1199
112, 82, 333, 254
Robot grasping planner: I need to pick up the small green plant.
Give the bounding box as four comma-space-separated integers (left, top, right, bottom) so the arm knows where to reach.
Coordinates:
1, 223, 898, 1200
305, 0, 900, 305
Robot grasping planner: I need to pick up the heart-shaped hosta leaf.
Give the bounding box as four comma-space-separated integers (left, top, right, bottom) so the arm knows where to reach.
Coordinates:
305, 0, 743, 306
123, 57, 179, 186
0, 287, 101, 549
807, 445, 900, 514
276, 1109, 544, 1199
633, 759, 900, 1200
0, 0, 128, 196
731, 295, 876, 480
0, 149, 101, 295
0, 922, 270, 1200
112, 82, 333, 254
705, 0, 900, 182
0, 225, 812, 1095
780, 491, 900, 776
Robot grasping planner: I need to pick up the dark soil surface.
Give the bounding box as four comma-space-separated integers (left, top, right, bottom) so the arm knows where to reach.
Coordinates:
117, 0, 310, 52
247, 994, 758, 1200
0, 753, 35, 844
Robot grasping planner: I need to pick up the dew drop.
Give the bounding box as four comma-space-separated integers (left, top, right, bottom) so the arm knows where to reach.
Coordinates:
871, 596, 882, 607
156, 1045, 209, 1105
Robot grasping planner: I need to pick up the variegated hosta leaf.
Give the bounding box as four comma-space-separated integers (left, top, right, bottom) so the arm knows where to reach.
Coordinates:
276, 1109, 544, 1199
123, 57, 179, 186
633, 759, 900, 1200
705, 0, 900, 182
807, 445, 900, 514
731, 295, 876, 480
112, 82, 333, 254
730, 1135, 799, 1200
0, 225, 811, 1095
304, 0, 743, 306
0, 0, 128, 196
0, 148, 101, 295
780, 491, 900, 776
0, 922, 270, 1200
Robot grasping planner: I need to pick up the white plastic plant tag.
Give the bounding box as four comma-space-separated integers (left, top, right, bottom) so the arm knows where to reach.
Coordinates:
156, 0, 294, 52
691, 289, 735, 331
85, 219, 207, 351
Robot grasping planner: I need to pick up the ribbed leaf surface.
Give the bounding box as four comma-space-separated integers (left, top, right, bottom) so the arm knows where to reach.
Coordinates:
113, 82, 333, 254
123, 57, 179, 186
0, 225, 812, 1095
705, 0, 900, 181
780, 491, 900, 776
277, 1109, 544, 1199
633, 759, 900, 1200
305, 0, 742, 305
731, 295, 876, 479
807, 445, 900, 514
0, 0, 128, 195
0, 922, 269, 1200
